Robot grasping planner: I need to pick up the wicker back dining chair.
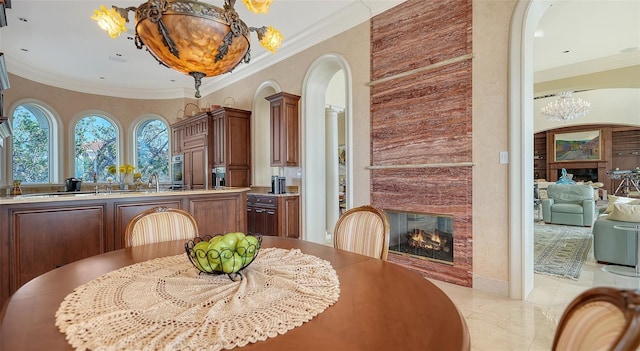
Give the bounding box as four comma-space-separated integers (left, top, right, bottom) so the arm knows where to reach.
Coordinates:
552, 287, 640, 351
333, 205, 390, 260
124, 207, 199, 247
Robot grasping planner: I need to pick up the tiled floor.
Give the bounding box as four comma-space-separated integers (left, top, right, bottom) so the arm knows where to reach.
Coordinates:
432, 229, 640, 351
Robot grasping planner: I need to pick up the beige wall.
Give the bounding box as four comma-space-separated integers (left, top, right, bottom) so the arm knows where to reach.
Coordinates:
1, 3, 518, 294
471, 0, 516, 294
196, 22, 373, 207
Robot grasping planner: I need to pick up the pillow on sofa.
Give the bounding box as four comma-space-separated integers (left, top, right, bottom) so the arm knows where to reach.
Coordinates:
607, 203, 640, 222
604, 196, 640, 214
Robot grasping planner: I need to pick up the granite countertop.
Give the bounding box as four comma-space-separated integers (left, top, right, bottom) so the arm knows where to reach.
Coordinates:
247, 190, 300, 197
0, 187, 251, 205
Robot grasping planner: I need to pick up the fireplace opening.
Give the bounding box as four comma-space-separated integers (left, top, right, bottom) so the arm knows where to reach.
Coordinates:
557, 168, 598, 182
385, 210, 454, 265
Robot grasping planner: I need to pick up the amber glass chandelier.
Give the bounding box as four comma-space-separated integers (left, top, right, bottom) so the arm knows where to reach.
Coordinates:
92, 0, 283, 98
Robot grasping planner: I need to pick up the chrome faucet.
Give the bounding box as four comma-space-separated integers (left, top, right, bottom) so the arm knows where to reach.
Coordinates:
148, 173, 160, 192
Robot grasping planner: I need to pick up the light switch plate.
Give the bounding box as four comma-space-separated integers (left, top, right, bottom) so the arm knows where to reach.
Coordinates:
500, 151, 509, 164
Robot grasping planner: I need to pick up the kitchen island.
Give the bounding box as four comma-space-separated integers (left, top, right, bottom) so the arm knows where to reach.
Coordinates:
0, 187, 249, 308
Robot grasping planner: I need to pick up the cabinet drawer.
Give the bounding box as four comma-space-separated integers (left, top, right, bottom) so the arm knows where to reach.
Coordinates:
248, 195, 276, 208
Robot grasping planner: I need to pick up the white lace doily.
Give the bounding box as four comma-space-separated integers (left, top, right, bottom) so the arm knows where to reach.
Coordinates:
55, 248, 340, 351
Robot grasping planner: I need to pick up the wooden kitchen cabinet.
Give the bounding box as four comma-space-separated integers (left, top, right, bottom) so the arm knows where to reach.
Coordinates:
247, 195, 278, 236
210, 107, 251, 187
247, 194, 299, 238
171, 108, 250, 188
0, 189, 249, 307
265, 92, 300, 167
184, 146, 207, 190
10, 205, 106, 291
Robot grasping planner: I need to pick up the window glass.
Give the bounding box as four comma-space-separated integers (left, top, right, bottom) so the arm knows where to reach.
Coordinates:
12, 105, 51, 183
74, 116, 117, 181
136, 119, 169, 182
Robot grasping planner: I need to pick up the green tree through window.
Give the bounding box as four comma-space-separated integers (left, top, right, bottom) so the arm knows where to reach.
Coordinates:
136, 119, 169, 182
12, 105, 50, 183
75, 116, 117, 181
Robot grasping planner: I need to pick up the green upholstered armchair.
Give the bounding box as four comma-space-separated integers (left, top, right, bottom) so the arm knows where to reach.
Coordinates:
542, 184, 595, 227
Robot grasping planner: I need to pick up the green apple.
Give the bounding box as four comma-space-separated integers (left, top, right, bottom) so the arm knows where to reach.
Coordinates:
220, 232, 240, 251
230, 232, 246, 241
193, 241, 214, 272
245, 235, 259, 248
208, 235, 222, 245
221, 252, 245, 273
242, 251, 256, 265
236, 237, 258, 258
208, 239, 235, 265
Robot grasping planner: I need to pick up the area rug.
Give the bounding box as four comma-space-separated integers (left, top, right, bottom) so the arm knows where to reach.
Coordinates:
534, 223, 593, 280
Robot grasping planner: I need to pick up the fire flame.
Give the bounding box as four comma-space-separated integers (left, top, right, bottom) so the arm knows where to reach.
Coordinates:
408, 229, 446, 251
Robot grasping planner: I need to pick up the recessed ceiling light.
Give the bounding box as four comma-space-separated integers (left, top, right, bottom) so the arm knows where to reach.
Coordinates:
534, 30, 544, 38
20, 48, 28, 52
18, 17, 27, 23
562, 50, 570, 54
99, 77, 106, 80
109, 55, 127, 63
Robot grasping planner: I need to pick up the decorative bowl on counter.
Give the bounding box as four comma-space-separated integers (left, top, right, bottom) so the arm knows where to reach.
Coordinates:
185, 232, 261, 280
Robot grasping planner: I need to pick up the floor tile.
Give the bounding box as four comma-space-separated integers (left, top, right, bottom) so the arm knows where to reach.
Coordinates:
432, 230, 640, 350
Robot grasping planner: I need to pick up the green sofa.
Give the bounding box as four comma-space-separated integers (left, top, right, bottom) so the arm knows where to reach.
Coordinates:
592, 202, 640, 266
542, 184, 595, 227
593, 216, 638, 266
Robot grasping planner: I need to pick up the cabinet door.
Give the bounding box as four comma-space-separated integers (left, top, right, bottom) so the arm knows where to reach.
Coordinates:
190, 148, 207, 189
265, 208, 278, 236
189, 195, 247, 236
283, 101, 299, 165
172, 127, 182, 154
266, 92, 300, 167
12, 206, 105, 290
253, 208, 267, 235
212, 115, 225, 167
270, 102, 284, 166
253, 208, 278, 236
184, 148, 207, 190
280, 197, 300, 239
247, 205, 256, 235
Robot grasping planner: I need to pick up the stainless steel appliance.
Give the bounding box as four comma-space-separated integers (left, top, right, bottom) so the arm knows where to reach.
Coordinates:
65, 178, 82, 192
271, 176, 286, 194
171, 154, 184, 189
213, 167, 226, 189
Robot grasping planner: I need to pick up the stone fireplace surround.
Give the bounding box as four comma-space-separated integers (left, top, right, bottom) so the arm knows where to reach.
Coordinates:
369, 0, 473, 287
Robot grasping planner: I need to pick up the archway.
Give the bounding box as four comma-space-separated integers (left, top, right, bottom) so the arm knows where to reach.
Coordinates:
301, 54, 353, 244
508, 0, 551, 299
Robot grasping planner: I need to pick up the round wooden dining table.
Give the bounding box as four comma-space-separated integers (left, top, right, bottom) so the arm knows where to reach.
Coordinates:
0, 236, 470, 350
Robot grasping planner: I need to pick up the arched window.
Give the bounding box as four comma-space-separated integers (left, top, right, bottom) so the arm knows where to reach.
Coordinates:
12, 104, 54, 184
135, 118, 169, 182
74, 115, 117, 182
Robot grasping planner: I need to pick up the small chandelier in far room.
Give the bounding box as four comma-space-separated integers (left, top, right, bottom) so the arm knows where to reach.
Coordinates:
541, 91, 591, 122
92, 0, 283, 98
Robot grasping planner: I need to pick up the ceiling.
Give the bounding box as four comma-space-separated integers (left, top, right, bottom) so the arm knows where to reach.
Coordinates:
0, 0, 405, 99
533, 0, 639, 83
0, 0, 638, 100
